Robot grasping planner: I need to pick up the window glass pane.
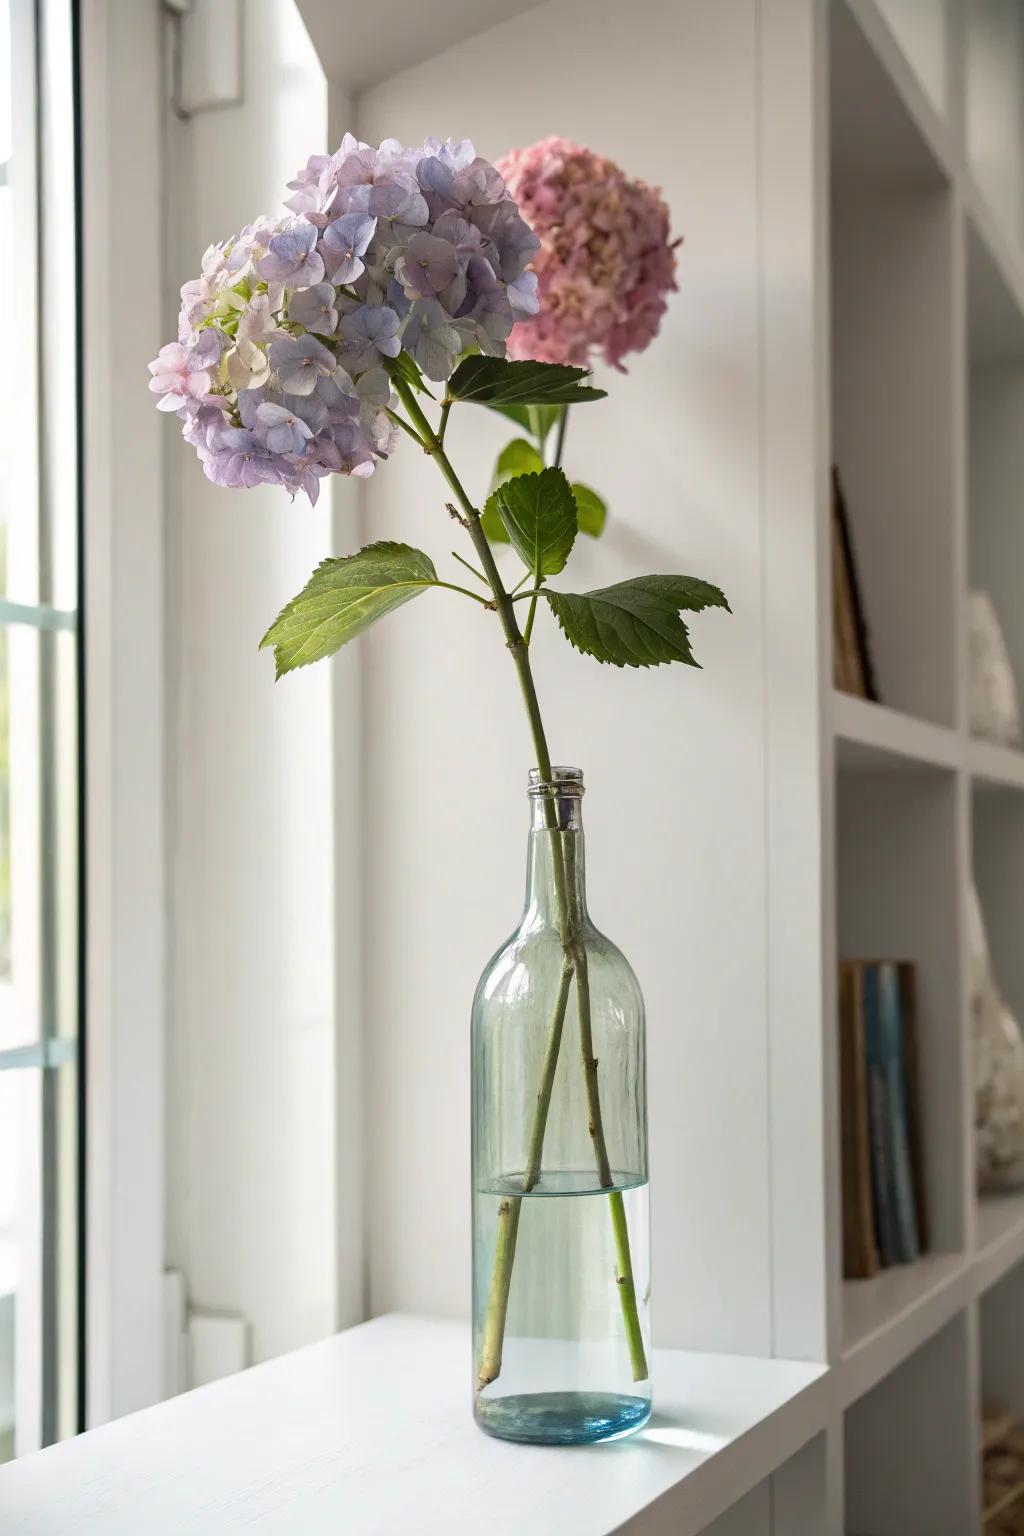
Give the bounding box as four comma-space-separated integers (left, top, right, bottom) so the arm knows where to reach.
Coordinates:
0, 624, 41, 1050
0, 179, 14, 606
0, 1068, 43, 1462
2, 0, 39, 606
0, 0, 80, 1462
38, 0, 76, 609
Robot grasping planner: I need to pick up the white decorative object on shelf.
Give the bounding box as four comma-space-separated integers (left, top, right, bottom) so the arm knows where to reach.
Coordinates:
971, 883, 1024, 1191
969, 590, 1022, 747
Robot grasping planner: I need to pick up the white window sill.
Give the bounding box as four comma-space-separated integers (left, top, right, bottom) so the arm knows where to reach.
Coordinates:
0, 1314, 827, 1535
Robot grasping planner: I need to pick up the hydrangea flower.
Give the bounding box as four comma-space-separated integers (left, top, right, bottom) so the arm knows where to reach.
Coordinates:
495, 137, 679, 371
149, 135, 539, 503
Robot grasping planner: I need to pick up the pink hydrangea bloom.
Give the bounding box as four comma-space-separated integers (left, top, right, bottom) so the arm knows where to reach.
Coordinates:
496, 137, 679, 372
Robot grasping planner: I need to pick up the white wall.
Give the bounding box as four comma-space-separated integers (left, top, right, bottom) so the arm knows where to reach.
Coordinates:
163, 0, 361, 1366
356, 0, 785, 1356
81, 0, 167, 1424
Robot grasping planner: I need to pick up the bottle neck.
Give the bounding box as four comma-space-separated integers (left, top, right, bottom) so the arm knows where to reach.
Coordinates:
524, 790, 588, 931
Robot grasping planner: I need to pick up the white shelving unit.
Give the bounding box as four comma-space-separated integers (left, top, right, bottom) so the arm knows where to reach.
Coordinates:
828, 0, 1024, 1529
282, 2, 1024, 1532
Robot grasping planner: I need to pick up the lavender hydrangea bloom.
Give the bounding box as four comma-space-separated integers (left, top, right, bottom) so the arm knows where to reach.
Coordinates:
147, 342, 211, 411
403, 298, 462, 381
395, 233, 459, 298
256, 402, 314, 455
338, 305, 401, 373
287, 283, 339, 336
148, 135, 540, 502
256, 221, 324, 287
268, 334, 336, 395
320, 213, 376, 285
205, 427, 279, 489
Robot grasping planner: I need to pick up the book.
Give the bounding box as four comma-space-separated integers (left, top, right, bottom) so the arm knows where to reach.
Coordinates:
832, 493, 861, 695
831, 467, 879, 702
877, 961, 920, 1263
862, 964, 899, 1267
838, 961, 880, 1279
898, 961, 929, 1253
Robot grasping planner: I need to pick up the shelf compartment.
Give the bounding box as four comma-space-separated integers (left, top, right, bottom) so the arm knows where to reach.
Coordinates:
974, 787, 1024, 1053
845, 1313, 979, 1534
981, 1265, 1024, 1526
841, 1250, 969, 1407
970, 738, 1024, 794
967, 210, 1024, 369
968, 241, 1024, 762
968, 0, 1024, 255
977, 1191, 1024, 1296
836, 768, 966, 1270
833, 690, 961, 773
868, 0, 950, 121
830, 0, 957, 728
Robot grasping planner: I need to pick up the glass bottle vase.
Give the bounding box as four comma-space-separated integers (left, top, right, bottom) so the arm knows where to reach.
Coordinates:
471, 767, 651, 1445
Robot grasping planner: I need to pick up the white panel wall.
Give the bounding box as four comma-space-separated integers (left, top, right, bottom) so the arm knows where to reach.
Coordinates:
356, 0, 776, 1355
163, 0, 360, 1365
81, 0, 167, 1425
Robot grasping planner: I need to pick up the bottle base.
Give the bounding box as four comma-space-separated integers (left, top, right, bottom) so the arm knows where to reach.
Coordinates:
475, 1389, 651, 1446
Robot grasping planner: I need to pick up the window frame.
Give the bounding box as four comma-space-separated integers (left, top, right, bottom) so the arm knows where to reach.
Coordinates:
0, 0, 83, 1457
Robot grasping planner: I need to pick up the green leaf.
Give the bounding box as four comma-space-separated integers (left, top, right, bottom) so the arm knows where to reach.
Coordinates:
386, 350, 435, 398
261, 542, 438, 678
484, 403, 563, 446
449, 356, 606, 407
480, 490, 510, 543
571, 483, 608, 539
485, 402, 532, 432
628, 575, 731, 614
542, 574, 729, 669
495, 467, 578, 577
495, 437, 545, 484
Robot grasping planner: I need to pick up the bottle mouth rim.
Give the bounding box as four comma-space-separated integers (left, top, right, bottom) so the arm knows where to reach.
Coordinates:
528, 765, 584, 797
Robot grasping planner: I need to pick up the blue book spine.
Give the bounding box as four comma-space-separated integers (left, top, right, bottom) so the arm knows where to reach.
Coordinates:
863, 965, 899, 1267
878, 961, 920, 1263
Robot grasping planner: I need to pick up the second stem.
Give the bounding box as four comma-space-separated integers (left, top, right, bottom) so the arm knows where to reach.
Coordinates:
394, 378, 649, 1389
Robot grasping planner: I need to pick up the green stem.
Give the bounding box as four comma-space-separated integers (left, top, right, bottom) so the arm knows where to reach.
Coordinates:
451, 550, 490, 588
434, 579, 492, 607
386, 408, 423, 446
392, 376, 647, 1388
553, 404, 570, 468
609, 1192, 647, 1378
564, 833, 648, 1382
523, 592, 540, 646
477, 959, 573, 1389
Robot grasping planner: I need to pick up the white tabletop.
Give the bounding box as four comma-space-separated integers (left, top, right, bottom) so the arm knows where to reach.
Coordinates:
0, 1314, 827, 1536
